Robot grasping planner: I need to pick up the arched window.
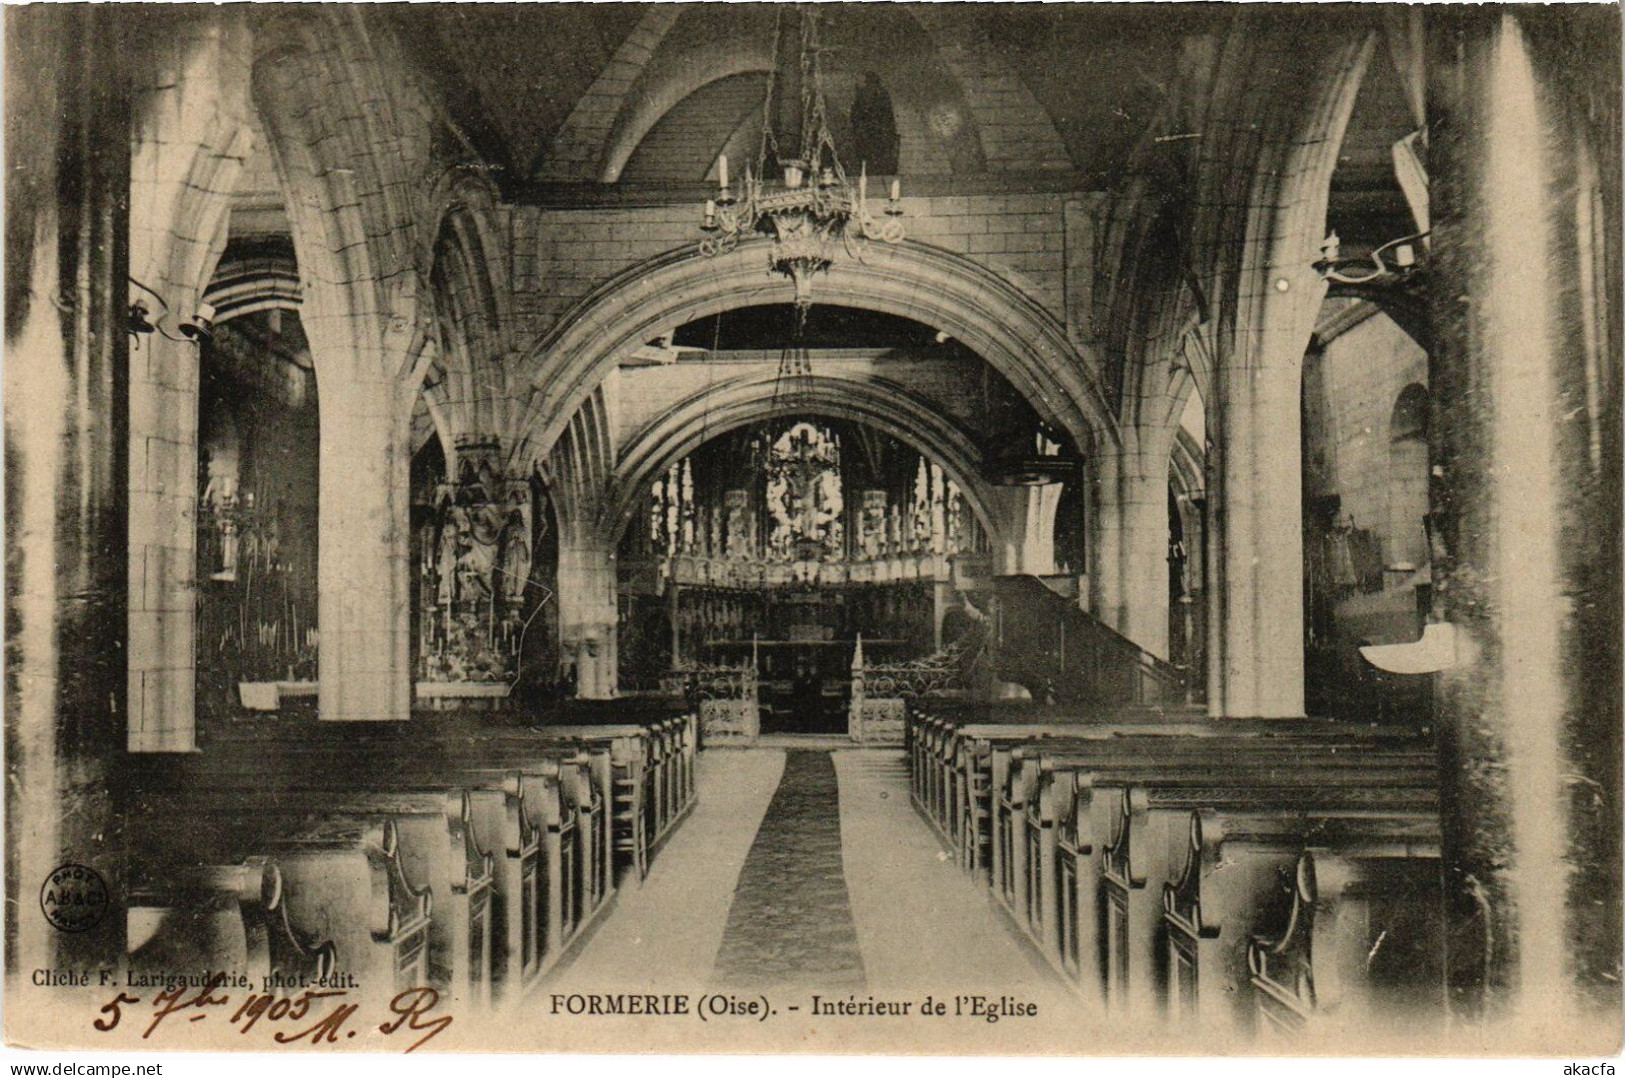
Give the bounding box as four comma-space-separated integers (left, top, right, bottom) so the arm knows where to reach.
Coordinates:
1387, 383, 1430, 574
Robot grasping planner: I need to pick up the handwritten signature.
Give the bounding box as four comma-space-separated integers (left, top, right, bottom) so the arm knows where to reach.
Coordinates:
93, 974, 452, 1052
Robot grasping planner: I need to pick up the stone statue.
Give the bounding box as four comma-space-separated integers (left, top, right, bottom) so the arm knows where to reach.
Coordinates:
498, 492, 532, 611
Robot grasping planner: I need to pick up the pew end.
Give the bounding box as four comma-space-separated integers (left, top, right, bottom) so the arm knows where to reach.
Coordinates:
1247, 849, 1446, 1039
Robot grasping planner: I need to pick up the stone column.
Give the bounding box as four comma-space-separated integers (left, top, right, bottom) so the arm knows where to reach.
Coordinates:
4, 5, 130, 970
1427, 8, 1621, 1033
315, 377, 413, 721
126, 330, 200, 747
559, 541, 619, 698
124, 11, 251, 749
1193, 28, 1377, 720
1094, 441, 1171, 659
1209, 321, 1309, 719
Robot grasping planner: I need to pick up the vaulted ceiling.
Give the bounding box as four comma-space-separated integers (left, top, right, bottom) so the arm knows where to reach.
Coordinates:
382, 4, 1417, 252
386, 4, 1216, 186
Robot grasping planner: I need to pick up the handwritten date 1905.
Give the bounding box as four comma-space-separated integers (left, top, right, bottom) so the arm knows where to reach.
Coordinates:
93, 973, 452, 1053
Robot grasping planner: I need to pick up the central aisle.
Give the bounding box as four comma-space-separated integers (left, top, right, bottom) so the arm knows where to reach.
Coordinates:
712, 751, 866, 990
548, 748, 787, 992
545, 747, 1120, 1052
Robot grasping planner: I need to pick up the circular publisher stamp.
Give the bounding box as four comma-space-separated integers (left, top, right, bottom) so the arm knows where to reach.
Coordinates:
41, 863, 109, 933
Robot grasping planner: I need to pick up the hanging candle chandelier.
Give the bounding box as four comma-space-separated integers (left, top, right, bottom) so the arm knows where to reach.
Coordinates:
699, 5, 906, 320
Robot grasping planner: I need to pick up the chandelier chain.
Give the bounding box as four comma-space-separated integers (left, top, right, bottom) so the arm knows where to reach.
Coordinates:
697, 5, 908, 316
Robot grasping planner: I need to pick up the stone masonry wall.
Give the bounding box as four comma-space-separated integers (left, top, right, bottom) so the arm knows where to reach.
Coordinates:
512, 192, 1089, 351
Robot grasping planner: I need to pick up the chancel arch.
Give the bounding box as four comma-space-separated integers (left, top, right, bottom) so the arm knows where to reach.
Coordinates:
603, 373, 1005, 554
513, 239, 1119, 482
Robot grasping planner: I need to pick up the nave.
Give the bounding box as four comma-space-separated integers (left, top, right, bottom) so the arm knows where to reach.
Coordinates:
6, 3, 1618, 1055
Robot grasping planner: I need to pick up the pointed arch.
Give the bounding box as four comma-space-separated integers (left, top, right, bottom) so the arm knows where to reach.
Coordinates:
510, 240, 1118, 479
602, 373, 1004, 553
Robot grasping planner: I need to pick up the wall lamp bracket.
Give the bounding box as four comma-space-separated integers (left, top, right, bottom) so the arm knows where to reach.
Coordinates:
128, 277, 214, 345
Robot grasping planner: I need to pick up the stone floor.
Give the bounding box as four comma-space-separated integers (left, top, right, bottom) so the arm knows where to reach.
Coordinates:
547, 748, 1121, 1052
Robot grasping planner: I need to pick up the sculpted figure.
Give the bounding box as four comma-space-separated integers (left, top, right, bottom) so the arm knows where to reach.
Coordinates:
498, 494, 532, 610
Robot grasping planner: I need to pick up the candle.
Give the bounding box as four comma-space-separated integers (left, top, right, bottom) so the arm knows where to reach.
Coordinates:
859, 163, 867, 202
890, 178, 901, 201
718, 155, 728, 188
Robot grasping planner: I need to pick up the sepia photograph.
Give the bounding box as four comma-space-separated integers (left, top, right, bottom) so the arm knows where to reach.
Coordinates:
3, 0, 1621, 1061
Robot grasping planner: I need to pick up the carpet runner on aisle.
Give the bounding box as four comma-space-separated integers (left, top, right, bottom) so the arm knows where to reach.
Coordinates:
710, 750, 866, 990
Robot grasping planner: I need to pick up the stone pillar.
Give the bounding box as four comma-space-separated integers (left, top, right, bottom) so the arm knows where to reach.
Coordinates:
315, 378, 413, 721
1209, 332, 1308, 719
1094, 442, 1171, 659
4, 5, 130, 970
1209, 278, 1315, 718
1189, 18, 1377, 721
124, 11, 251, 750
559, 541, 619, 698
1427, 8, 1621, 1033
126, 331, 200, 748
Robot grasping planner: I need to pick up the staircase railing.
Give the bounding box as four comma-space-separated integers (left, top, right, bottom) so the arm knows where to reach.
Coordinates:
992, 575, 1186, 707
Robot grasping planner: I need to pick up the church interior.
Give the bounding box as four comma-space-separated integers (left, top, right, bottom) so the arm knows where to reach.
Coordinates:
4, 2, 1621, 1053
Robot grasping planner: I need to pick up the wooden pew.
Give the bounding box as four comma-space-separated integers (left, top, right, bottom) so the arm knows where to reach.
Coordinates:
462, 776, 541, 1002
121, 707, 698, 1006
1242, 847, 1446, 1037
379, 756, 607, 994
528, 717, 698, 883
379, 736, 619, 933
128, 707, 696, 892
127, 857, 336, 990
139, 738, 619, 984
134, 781, 518, 1004
935, 718, 1388, 876
996, 740, 1434, 991
464, 752, 613, 976
498, 719, 699, 885
269, 818, 433, 998
313, 791, 496, 1006
1097, 783, 1435, 1016
905, 704, 1446, 1023
981, 727, 1431, 901
954, 724, 1092, 873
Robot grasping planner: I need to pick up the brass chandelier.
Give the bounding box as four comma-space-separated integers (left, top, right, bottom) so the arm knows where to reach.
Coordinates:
699, 5, 905, 319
